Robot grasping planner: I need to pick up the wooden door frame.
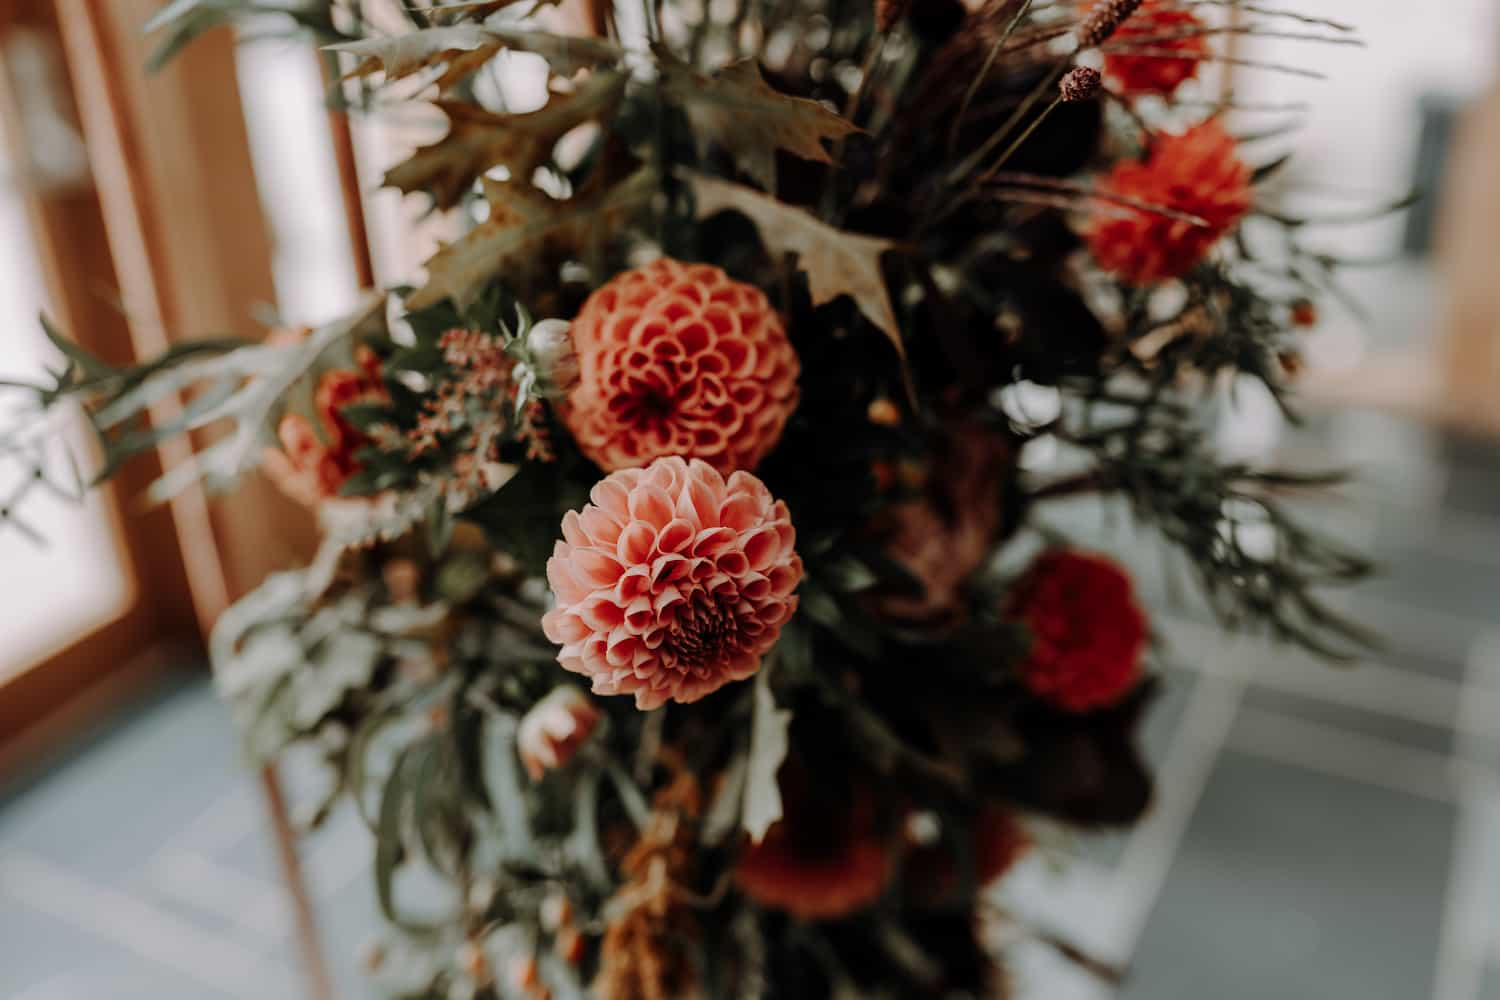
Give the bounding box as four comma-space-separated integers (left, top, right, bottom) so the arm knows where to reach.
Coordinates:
0, 0, 202, 773
0, 5, 337, 998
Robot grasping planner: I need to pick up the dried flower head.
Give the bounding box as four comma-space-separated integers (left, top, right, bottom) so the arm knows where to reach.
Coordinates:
1088, 0, 1210, 97
541, 457, 802, 710
564, 259, 800, 475
1087, 121, 1252, 285
517, 686, 603, 781
1059, 65, 1103, 102
1006, 549, 1147, 712
595, 773, 702, 1000
408, 328, 512, 458
1075, 0, 1146, 51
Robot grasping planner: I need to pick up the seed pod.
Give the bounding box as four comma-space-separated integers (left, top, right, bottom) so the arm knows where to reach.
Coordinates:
526, 318, 579, 395
1059, 66, 1103, 102
1076, 0, 1146, 50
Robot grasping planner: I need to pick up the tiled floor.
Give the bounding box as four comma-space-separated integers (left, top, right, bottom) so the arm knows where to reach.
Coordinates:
0, 680, 379, 1000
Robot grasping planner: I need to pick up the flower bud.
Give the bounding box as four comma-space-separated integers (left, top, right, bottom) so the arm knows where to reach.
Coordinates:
526, 318, 579, 395
867, 398, 901, 427
540, 892, 575, 933
1059, 66, 1102, 103
508, 955, 540, 992
517, 687, 602, 781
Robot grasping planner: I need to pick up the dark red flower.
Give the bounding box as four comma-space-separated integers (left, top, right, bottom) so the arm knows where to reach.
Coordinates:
1087, 121, 1252, 285
904, 806, 1030, 909
735, 778, 894, 921
1006, 550, 1147, 712
1088, 0, 1210, 97
974, 806, 1030, 884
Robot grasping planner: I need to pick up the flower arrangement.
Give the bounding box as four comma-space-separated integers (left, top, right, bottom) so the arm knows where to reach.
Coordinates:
5, 0, 1390, 995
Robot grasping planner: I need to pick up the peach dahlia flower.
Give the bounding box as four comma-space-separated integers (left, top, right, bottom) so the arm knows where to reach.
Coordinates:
541, 457, 802, 710
564, 258, 800, 475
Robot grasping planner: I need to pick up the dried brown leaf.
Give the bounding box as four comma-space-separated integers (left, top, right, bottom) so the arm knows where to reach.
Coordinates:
409, 168, 655, 309
660, 51, 860, 191
328, 24, 619, 92
383, 71, 627, 210
682, 172, 904, 362
329, 25, 499, 90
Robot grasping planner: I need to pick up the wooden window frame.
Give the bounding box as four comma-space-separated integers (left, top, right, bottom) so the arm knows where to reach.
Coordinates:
0, 1, 202, 772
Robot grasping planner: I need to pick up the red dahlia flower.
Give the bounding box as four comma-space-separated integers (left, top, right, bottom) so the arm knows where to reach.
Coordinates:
564, 258, 800, 475
541, 456, 802, 710
1087, 121, 1252, 285
1087, 0, 1210, 97
1006, 550, 1147, 712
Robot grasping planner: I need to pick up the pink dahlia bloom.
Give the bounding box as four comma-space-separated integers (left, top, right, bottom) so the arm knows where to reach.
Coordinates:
541, 456, 802, 710
564, 258, 800, 475
517, 686, 603, 781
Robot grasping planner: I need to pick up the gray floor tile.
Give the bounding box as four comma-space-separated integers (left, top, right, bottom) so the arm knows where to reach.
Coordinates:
0, 900, 209, 1000
1123, 749, 1453, 1000
1239, 684, 1455, 757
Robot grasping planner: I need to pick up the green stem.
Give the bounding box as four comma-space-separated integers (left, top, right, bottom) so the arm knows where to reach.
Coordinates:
976, 94, 1062, 183
946, 59, 1065, 187
945, 0, 1035, 159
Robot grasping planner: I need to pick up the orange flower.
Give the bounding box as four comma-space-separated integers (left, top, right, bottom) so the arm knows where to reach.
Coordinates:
564, 259, 800, 475
541, 457, 802, 710
1087, 121, 1251, 285
265, 350, 386, 506
1006, 550, 1147, 712
1087, 0, 1210, 97
735, 781, 894, 921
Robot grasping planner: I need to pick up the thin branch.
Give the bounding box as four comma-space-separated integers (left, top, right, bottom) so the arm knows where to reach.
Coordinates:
1097, 46, 1326, 80
948, 0, 1037, 159
988, 172, 1211, 226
